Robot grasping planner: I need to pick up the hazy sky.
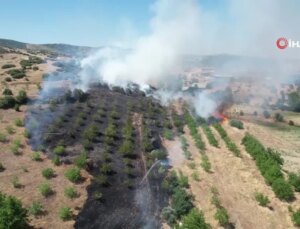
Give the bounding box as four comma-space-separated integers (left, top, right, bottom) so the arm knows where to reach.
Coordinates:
0, 0, 225, 46
0, 0, 299, 59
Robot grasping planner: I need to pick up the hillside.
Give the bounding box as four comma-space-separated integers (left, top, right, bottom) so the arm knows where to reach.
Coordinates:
0, 38, 97, 57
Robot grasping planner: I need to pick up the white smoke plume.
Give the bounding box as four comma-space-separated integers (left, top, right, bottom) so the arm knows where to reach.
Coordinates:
79, 0, 202, 88
78, 0, 300, 117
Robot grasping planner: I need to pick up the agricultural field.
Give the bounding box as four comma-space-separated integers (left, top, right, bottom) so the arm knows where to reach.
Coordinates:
1, 43, 300, 229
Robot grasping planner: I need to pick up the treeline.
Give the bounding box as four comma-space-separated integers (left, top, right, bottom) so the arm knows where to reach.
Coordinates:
180, 136, 192, 160
161, 171, 211, 228
184, 111, 205, 151
20, 56, 44, 69
213, 123, 240, 156
0, 89, 28, 110
242, 134, 294, 201
210, 187, 231, 227
201, 124, 218, 147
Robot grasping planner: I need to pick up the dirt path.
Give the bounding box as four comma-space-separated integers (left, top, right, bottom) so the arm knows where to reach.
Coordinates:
178, 124, 297, 229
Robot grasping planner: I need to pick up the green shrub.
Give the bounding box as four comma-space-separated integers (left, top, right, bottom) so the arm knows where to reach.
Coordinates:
65, 167, 81, 183
93, 191, 103, 201
178, 171, 189, 188
180, 136, 189, 151
163, 128, 174, 140
38, 182, 53, 197
0, 162, 5, 172
11, 176, 22, 188
187, 162, 196, 170
59, 207, 72, 221
274, 113, 284, 122
29, 201, 44, 217
229, 119, 244, 129
191, 172, 200, 181
31, 152, 42, 161
95, 174, 108, 186
74, 151, 88, 169
201, 124, 218, 147
172, 111, 184, 133
242, 134, 294, 201
14, 118, 24, 127
254, 192, 270, 207
214, 207, 229, 226
105, 122, 117, 138
53, 145, 66, 155
2, 64, 16, 69
52, 155, 61, 166
119, 140, 134, 157
161, 207, 176, 225
5, 77, 12, 82
171, 187, 194, 218
272, 178, 294, 201
292, 209, 300, 226
181, 208, 211, 229
214, 123, 240, 156
288, 172, 300, 192
83, 124, 98, 141
42, 168, 55, 179
64, 187, 78, 199
7, 69, 25, 79
2, 88, 13, 95
0, 96, 16, 109
10, 144, 21, 155
150, 149, 168, 160
23, 129, 31, 138
100, 163, 113, 174
14, 104, 20, 111
82, 139, 93, 149
211, 194, 221, 208
201, 155, 211, 172
0, 132, 7, 142
0, 192, 28, 228
184, 111, 205, 151
15, 90, 28, 104
123, 167, 134, 176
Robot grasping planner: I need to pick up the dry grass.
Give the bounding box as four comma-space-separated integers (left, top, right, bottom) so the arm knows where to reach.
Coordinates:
164, 124, 298, 229
0, 50, 91, 229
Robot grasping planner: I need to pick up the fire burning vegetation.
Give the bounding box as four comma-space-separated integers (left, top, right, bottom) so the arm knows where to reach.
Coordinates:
1, 0, 300, 229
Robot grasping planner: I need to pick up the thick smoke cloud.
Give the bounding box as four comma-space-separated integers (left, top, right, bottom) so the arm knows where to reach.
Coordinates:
79, 0, 202, 89
78, 0, 300, 117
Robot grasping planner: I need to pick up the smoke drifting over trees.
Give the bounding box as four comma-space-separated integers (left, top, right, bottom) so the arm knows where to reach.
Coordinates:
77, 0, 300, 117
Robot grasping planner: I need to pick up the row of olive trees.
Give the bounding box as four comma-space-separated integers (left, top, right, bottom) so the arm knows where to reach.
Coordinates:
213, 123, 240, 156
242, 134, 294, 201
161, 171, 211, 228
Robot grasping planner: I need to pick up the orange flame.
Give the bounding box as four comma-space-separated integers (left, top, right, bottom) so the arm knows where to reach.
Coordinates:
212, 112, 228, 124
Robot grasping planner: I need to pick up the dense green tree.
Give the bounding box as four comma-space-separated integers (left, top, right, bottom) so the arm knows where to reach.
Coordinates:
0, 192, 28, 228
180, 208, 211, 229
292, 209, 300, 226
171, 187, 194, 218
2, 88, 13, 96
288, 92, 300, 111
15, 90, 28, 104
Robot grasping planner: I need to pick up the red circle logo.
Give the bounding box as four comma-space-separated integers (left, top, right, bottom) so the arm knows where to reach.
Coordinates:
276, 37, 288, 49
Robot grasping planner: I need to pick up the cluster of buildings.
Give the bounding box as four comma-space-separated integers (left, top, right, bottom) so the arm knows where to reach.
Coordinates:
181, 67, 233, 92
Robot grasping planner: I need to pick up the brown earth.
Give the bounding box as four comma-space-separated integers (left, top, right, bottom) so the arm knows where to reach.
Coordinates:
0, 50, 91, 229
164, 123, 299, 229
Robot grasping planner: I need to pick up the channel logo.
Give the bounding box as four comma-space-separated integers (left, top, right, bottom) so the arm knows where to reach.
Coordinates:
276, 37, 300, 49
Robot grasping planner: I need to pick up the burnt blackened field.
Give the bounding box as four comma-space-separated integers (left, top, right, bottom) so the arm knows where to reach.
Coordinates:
26, 84, 171, 228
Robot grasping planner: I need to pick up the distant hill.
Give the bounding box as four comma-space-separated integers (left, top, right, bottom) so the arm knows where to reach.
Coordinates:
0, 38, 27, 49
0, 38, 98, 56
